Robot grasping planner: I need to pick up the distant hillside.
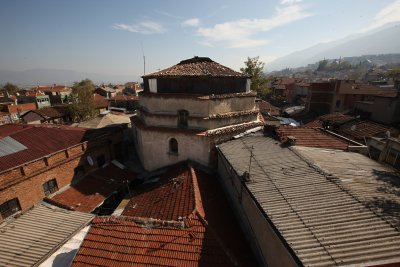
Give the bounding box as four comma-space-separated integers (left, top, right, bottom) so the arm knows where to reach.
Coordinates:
0, 69, 135, 87
267, 24, 400, 71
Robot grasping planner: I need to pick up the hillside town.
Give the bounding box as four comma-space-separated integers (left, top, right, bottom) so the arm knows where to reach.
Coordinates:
0, 55, 400, 267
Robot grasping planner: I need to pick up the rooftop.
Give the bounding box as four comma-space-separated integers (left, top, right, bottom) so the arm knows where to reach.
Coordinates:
218, 134, 400, 267
0, 124, 122, 173
77, 113, 131, 129
337, 120, 392, 142
143, 56, 246, 78
48, 163, 136, 213
72, 163, 257, 266
275, 126, 356, 150
31, 85, 72, 93
0, 203, 94, 267
304, 112, 355, 127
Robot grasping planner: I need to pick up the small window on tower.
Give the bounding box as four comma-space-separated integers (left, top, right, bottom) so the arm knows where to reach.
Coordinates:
178, 110, 189, 128
169, 138, 178, 154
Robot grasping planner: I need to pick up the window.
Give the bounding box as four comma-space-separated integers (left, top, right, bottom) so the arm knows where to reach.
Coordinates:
178, 110, 189, 128
0, 198, 21, 219
97, 154, 106, 167
169, 138, 178, 154
43, 179, 58, 196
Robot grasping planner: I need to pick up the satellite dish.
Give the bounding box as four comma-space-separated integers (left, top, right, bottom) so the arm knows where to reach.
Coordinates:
350, 125, 356, 131
87, 156, 94, 166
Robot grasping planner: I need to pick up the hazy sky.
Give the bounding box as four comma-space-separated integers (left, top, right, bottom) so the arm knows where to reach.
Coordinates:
1, 0, 400, 80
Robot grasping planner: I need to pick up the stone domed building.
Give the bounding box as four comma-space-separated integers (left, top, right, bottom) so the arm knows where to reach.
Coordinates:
132, 56, 262, 171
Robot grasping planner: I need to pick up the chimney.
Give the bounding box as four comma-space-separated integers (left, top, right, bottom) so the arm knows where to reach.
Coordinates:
287, 136, 297, 146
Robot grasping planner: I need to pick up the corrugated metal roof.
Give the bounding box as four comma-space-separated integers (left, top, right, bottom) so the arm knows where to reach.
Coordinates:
0, 136, 27, 157
0, 203, 94, 267
218, 135, 400, 267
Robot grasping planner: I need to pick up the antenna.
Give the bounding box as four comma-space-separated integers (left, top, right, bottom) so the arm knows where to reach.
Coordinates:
140, 42, 146, 75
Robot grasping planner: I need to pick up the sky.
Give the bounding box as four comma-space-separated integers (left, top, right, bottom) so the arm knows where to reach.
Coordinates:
1, 0, 400, 81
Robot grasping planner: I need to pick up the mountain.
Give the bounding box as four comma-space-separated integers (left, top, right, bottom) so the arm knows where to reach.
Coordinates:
267, 24, 400, 71
0, 69, 135, 87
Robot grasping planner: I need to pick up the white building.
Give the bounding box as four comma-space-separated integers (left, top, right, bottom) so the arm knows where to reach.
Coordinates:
132, 56, 262, 171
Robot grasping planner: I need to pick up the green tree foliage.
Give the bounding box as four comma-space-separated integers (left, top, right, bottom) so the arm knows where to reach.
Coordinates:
240, 57, 271, 97
387, 67, 400, 78
317, 59, 354, 72
69, 79, 97, 122
1, 82, 20, 96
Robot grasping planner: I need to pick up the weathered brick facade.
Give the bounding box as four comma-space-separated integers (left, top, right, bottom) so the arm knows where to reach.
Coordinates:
0, 127, 125, 222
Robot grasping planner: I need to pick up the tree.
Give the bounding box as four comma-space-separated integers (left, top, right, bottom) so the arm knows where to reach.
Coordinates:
69, 79, 97, 122
240, 57, 270, 97
1, 82, 19, 96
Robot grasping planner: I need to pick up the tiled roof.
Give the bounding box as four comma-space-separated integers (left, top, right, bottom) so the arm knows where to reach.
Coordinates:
77, 113, 131, 129
72, 163, 257, 266
23, 106, 67, 119
338, 120, 391, 142
94, 93, 108, 108
48, 163, 136, 213
275, 126, 352, 150
72, 216, 234, 267
0, 203, 94, 267
256, 100, 280, 116
143, 57, 246, 78
122, 164, 194, 221
31, 85, 72, 92
3, 103, 37, 114
218, 134, 400, 267
304, 112, 355, 127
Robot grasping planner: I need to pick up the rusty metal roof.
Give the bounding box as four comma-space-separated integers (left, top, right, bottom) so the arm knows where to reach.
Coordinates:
143, 57, 246, 78
218, 134, 400, 267
0, 203, 94, 267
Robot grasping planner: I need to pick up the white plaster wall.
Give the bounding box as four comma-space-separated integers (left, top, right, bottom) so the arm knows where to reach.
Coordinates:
135, 127, 211, 171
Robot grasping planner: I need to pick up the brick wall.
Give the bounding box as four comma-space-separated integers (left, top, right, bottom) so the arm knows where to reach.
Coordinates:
0, 130, 124, 222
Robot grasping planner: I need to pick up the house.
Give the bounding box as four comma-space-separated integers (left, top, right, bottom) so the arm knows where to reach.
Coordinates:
0, 124, 126, 223
1, 102, 37, 123
31, 85, 72, 104
93, 93, 108, 113
368, 136, 400, 169
18, 91, 51, 109
20, 106, 69, 124
94, 86, 116, 99
354, 92, 400, 124
217, 133, 400, 267
132, 56, 262, 171
108, 94, 139, 112
71, 163, 258, 266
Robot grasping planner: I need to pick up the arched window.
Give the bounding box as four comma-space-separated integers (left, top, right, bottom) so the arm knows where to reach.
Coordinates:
169, 138, 178, 154
178, 110, 189, 128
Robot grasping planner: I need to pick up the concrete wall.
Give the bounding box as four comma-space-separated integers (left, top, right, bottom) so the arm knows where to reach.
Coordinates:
134, 126, 211, 171
140, 111, 258, 130
139, 94, 256, 117
217, 151, 299, 267
355, 97, 400, 124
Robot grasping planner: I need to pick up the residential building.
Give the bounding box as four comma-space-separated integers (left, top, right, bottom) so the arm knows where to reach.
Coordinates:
108, 94, 139, 112
18, 91, 51, 109
132, 56, 262, 171
20, 106, 70, 124
0, 124, 126, 223
94, 86, 116, 99
1, 102, 37, 124
368, 136, 400, 169
355, 93, 400, 124
31, 85, 72, 104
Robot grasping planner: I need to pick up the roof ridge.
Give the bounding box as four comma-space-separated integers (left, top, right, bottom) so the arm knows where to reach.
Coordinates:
189, 165, 206, 219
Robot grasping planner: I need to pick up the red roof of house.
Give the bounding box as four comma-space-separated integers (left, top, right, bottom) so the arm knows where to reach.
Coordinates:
337, 120, 393, 142
4, 103, 37, 114
304, 112, 355, 127
122, 164, 194, 221
275, 126, 352, 150
93, 93, 108, 108
48, 163, 136, 212
257, 100, 280, 116
72, 163, 257, 266
143, 57, 246, 78
31, 85, 71, 93
0, 125, 88, 172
